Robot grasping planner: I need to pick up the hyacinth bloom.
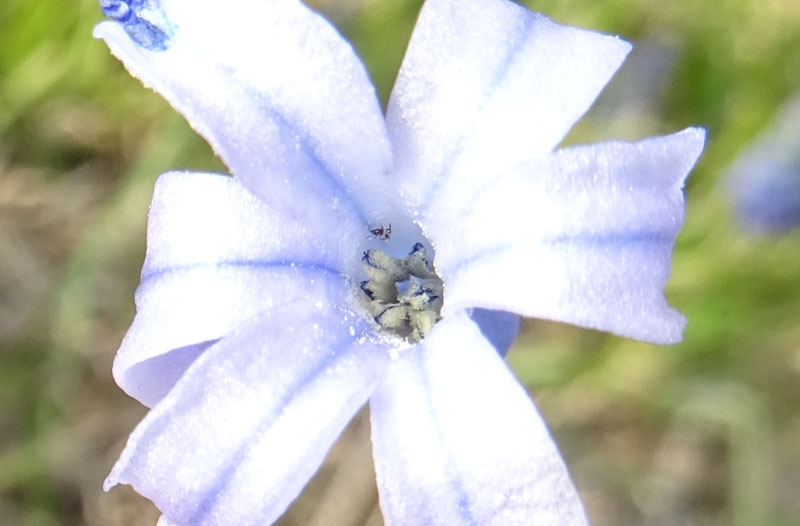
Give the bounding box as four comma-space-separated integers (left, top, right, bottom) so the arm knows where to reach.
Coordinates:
95, 0, 705, 524
725, 95, 800, 233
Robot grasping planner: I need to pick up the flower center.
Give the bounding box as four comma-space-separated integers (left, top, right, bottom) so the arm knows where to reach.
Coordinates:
360, 242, 443, 343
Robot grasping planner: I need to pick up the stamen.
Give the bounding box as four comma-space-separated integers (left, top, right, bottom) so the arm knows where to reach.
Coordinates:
362, 250, 410, 282
359, 243, 443, 343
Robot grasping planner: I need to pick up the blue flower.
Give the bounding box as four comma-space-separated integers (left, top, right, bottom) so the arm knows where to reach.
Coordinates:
725, 95, 800, 233
95, 0, 705, 524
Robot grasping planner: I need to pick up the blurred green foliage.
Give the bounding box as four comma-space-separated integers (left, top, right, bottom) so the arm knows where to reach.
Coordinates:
1, 0, 798, 525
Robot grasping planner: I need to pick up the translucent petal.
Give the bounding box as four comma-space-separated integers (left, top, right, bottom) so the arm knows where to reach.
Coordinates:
387, 0, 631, 213
94, 0, 394, 227
433, 128, 706, 344
370, 312, 587, 526
105, 294, 390, 526
114, 171, 360, 407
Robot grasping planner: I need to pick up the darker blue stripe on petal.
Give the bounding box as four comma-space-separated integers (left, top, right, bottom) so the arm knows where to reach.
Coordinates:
450, 230, 672, 277
544, 230, 674, 247
264, 102, 369, 226
187, 329, 361, 524
140, 260, 343, 287
415, 349, 479, 526
420, 12, 537, 212
212, 64, 369, 227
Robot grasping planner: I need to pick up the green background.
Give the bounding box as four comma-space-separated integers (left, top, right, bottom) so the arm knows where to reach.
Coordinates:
1, 0, 798, 524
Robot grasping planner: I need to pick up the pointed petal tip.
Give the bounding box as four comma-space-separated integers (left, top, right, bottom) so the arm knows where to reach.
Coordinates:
93, 20, 113, 41
103, 422, 142, 494
675, 126, 707, 187
616, 34, 634, 57
655, 309, 688, 346
681, 125, 708, 153
687, 125, 708, 141
600, 31, 632, 81
102, 472, 118, 493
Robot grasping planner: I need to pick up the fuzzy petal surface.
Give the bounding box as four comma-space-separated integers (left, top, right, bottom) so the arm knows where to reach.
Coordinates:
94, 0, 394, 227
370, 311, 587, 526
115, 171, 360, 407
433, 128, 706, 344
105, 290, 390, 526
387, 0, 630, 214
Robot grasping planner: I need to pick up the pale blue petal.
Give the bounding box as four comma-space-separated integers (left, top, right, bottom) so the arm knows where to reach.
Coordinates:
119, 341, 215, 409
114, 171, 360, 407
387, 0, 630, 214
143, 172, 363, 277
105, 292, 390, 526
470, 308, 520, 357
370, 312, 587, 526
433, 128, 706, 344
94, 0, 394, 228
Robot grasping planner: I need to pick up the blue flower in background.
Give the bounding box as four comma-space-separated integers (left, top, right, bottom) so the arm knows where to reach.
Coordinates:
725, 95, 800, 233
95, 0, 705, 524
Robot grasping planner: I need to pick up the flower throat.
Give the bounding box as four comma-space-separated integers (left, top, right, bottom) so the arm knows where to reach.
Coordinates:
360, 241, 443, 343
